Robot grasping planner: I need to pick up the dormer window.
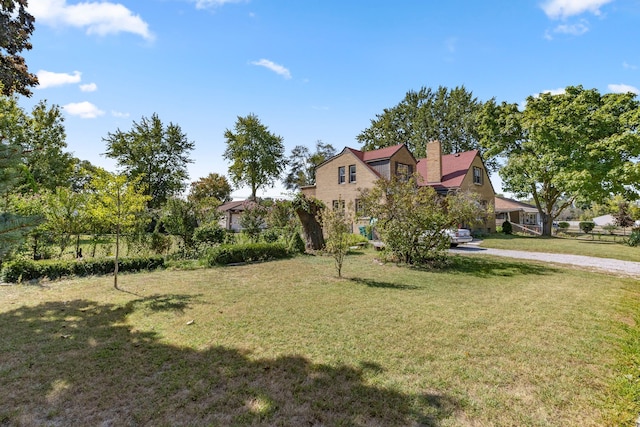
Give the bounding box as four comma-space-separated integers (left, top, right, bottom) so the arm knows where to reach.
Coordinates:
349, 165, 356, 183
473, 166, 483, 185
338, 166, 345, 184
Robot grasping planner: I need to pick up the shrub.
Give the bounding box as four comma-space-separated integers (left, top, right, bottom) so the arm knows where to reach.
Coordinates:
579, 221, 595, 234
193, 223, 225, 245
261, 228, 279, 243
602, 224, 618, 235
204, 243, 289, 266
502, 220, 513, 235
288, 232, 306, 254
628, 229, 640, 247
558, 221, 570, 231
1, 256, 165, 283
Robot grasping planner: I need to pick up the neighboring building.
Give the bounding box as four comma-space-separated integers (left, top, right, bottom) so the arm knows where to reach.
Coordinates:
217, 200, 258, 232
494, 196, 541, 233
593, 214, 615, 226
301, 141, 496, 233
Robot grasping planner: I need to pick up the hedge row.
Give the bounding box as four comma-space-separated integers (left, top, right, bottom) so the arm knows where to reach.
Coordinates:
205, 242, 289, 266
1, 256, 165, 283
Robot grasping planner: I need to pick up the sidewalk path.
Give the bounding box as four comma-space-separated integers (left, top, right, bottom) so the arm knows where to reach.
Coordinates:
450, 244, 640, 278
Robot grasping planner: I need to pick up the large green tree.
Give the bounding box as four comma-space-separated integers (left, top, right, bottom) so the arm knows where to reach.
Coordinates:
188, 172, 232, 204
22, 101, 74, 191
1, 0, 38, 96
357, 86, 492, 168
0, 90, 40, 261
283, 140, 335, 190
478, 85, 640, 236
103, 113, 194, 210
223, 114, 286, 200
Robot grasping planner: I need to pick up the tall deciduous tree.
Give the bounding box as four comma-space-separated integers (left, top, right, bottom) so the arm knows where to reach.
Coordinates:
1, 0, 38, 96
357, 86, 492, 168
283, 141, 335, 190
0, 89, 41, 261
88, 171, 149, 290
103, 113, 194, 210
22, 101, 74, 191
223, 114, 286, 200
478, 85, 640, 236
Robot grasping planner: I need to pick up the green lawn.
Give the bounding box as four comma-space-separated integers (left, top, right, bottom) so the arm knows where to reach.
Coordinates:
479, 233, 640, 262
1, 251, 638, 426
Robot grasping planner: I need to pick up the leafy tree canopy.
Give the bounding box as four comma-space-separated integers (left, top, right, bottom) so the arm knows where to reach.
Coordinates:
478, 85, 640, 235
188, 172, 232, 204
283, 140, 335, 190
223, 113, 286, 200
0, 0, 38, 96
103, 113, 194, 210
357, 86, 492, 169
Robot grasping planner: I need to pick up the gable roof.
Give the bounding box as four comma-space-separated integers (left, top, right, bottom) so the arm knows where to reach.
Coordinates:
217, 200, 257, 212
494, 196, 538, 213
416, 150, 479, 190
350, 144, 408, 163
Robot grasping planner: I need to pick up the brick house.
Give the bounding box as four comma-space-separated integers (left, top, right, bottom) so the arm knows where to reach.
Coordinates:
301, 140, 496, 233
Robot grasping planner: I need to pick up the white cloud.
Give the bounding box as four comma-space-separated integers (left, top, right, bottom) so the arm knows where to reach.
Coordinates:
79, 83, 97, 92
36, 70, 81, 89
250, 59, 292, 79
623, 61, 638, 70
541, 0, 613, 19
608, 83, 640, 95
63, 101, 105, 119
29, 0, 153, 40
193, 0, 246, 9
553, 21, 589, 35
539, 88, 566, 96
111, 111, 130, 118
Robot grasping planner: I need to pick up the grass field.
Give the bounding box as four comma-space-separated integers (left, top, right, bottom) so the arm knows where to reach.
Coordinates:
1, 250, 639, 426
480, 233, 640, 263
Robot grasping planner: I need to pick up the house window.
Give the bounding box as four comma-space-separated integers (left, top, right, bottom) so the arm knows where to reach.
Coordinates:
473, 167, 483, 185
332, 200, 345, 211
338, 166, 345, 184
396, 163, 412, 181
355, 199, 365, 216
349, 165, 356, 183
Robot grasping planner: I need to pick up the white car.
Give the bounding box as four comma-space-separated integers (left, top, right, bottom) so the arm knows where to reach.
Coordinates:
444, 228, 473, 247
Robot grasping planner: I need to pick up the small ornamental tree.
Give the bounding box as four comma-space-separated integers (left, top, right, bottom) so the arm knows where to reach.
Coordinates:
502, 220, 513, 235
239, 203, 267, 243
88, 171, 149, 290
321, 200, 352, 278
360, 176, 450, 264
613, 200, 634, 235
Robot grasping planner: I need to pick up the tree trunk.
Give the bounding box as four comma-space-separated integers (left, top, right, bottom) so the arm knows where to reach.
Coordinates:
114, 224, 119, 290
295, 207, 324, 251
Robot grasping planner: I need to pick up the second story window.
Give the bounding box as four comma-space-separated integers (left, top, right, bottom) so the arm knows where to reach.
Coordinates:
338, 166, 345, 184
332, 200, 345, 211
396, 163, 412, 181
349, 165, 356, 183
473, 166, 483, 185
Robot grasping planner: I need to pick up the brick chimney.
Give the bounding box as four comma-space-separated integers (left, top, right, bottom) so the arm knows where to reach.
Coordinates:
426, 140, 442, 183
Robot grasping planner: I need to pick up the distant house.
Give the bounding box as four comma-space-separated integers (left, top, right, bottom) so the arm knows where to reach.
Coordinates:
217, 200, 258, 232
593, 214, 615, 226
494, 196, 541, 232
301, 141, 496, 233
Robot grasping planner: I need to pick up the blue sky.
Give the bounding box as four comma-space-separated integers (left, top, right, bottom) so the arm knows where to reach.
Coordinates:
21, 0, 640, 199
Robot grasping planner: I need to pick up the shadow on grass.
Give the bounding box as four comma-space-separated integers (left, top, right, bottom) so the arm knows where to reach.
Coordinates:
131, 293, 202, 313
0, 299, 460, 426
446, 255, 558, 278
348, 277, 420, 290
